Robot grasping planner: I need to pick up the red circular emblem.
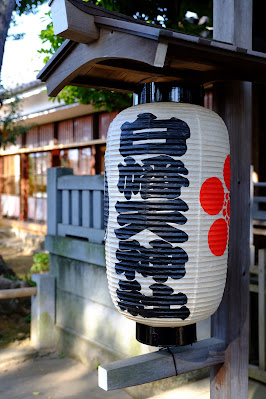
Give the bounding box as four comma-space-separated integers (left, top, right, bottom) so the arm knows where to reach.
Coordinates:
200, 155, 230, 256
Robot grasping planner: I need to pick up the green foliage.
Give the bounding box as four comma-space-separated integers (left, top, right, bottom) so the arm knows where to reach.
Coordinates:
86, 0, 213, 35
3, 272, 36, 286
55, 85, 132, 112
38, 12, 65, 64
0, 86, 29, 148
3, 274, 21, 281
30, 253, 49, 274
24, 314, 31, 323
24, 273, 37, 286
14, 0, 48, 15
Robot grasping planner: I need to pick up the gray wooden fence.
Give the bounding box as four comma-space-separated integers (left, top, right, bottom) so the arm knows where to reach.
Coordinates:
249, 178, 266, 383
47, 168, 104, 244
249, 249, 266, 383
46, 167, 266, 384
253, 182, 266, 225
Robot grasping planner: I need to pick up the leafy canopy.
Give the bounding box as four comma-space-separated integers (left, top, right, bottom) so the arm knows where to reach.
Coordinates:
0, 87, 29, 148
14, 0, 48, 15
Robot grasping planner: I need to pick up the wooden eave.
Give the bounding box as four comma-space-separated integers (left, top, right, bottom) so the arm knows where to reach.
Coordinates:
38, 0, 266, 96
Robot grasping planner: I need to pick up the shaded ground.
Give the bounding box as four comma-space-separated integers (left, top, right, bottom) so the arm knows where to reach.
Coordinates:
0, 313, 30, 348
0, 239, 34, 348
0, 243, 34, 278
0, 344, 131, 399
0, 341, 266, 399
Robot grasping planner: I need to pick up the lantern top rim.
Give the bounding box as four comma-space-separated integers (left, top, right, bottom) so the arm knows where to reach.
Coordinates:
38, 0, 266, 97
134, 82, 204, 106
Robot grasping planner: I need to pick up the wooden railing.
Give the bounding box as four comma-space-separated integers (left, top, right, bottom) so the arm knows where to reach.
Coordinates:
252, 182, 266, 231
249, 249, 266, 383
45, 167, 266, 382
47, 168, 104, 244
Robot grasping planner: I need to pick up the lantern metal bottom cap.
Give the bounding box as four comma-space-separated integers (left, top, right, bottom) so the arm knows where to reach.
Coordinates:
136, 323, 197, 347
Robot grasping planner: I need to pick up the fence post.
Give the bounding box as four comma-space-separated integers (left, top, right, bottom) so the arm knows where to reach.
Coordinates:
47, 167, 73, 235
31, 273, 56, 349
250, 165, 255, 266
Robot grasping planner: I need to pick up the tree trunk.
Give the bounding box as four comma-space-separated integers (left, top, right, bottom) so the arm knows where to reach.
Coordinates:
0, 0, 16, 82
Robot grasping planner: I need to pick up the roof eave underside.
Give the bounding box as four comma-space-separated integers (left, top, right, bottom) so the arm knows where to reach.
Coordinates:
38, 0, 266, 97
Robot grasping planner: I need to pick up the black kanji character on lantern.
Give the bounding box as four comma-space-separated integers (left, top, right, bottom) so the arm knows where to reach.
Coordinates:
119, 113, 190, 157
117, 279, 145, 316
118, 155, 189, 200
117, 157, 142, 200
115, 199, 188, 243
115, 239, 188, 282
117, 280, 190, 319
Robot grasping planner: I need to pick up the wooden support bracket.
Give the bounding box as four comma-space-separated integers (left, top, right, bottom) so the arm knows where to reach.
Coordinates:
98, 337, 225, 391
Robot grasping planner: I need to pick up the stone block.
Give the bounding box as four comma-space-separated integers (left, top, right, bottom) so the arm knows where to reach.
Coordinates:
31, 273, 55, 349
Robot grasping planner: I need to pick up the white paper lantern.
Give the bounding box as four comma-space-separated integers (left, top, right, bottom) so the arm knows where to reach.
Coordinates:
105, 88, 230, 345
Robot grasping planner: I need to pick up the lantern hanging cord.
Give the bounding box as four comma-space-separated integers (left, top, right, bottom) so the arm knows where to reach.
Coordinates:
159, 347, 178, 376
167, 347, 178, 376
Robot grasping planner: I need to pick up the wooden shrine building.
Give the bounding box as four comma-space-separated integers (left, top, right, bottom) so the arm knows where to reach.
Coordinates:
36, 0, 266, 398
0, 80, 118, 234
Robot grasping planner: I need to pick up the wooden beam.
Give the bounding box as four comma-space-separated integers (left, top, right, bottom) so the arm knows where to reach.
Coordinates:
210, 81, 251, 398
0, 139, 106, 157
211, 3, 252, 397
98, 338, 226, 391
50, 0, 99, 44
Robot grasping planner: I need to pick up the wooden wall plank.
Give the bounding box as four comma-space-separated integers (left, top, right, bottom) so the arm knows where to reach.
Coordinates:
39, 123, 55, 147
57, 120, 74, 144
74, 115, 93, 142
26, 127, 39, 148
99, 112, 118, 140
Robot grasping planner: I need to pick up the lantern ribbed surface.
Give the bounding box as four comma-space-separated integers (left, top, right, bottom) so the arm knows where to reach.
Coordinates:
105, 102, 230, 327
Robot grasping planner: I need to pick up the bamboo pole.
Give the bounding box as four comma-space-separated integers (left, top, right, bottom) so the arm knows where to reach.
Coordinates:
0, 287, 37, 299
